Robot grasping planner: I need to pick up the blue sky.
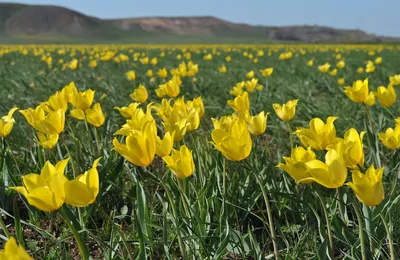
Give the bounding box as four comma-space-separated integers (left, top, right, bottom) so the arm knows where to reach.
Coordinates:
5, 0, 400, 37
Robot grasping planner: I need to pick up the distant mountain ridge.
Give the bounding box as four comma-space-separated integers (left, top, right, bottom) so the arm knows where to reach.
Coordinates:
0, 3, 398, 43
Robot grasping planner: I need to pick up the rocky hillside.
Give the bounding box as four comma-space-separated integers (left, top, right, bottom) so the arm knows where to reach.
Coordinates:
0, 3, 397, 43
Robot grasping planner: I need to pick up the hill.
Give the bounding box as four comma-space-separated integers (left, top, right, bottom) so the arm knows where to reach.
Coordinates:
0, 3, 398, 43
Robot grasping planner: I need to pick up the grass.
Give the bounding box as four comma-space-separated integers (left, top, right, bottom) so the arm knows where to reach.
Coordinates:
0, 43, 400, 259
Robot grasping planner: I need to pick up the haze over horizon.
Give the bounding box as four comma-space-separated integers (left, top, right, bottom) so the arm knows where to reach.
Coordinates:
2, 0, 400, 37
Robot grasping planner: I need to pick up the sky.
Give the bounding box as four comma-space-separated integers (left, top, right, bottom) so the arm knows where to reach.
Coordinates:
4, 0, 400, 37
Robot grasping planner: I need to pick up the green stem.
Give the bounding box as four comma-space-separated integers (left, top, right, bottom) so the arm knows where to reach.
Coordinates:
316, 193, 334, 259
362, 204, 374, 254
336, 188, 346, 224
286, 121, 294, 151
253, 170, 279, 259
354, 202, 367, 260
0, 214, 10, 238
60, 206, 90, 260
380, 213, 395, 260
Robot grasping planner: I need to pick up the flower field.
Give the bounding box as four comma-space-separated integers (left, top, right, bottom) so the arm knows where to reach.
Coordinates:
0, 44, 400, 259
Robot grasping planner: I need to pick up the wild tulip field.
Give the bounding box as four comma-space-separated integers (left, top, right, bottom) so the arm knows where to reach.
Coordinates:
0, 44, 400, 259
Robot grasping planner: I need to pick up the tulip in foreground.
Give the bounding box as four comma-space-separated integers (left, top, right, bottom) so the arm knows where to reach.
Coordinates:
246, 111, 269, 136
0, 107, 18, 137
64, 158, 101, 207
302, 149, 347, 188
295, 116, 337, 150
130, 84, 148, 103
156, 131, 174, 157
227, 91, 250, 113
330, 128, 365, 169
378, 126, 400, 150
12, 159, 70, 212
85, 103, 105, 127
211, 116, 252, 161
374, 84, 396, 107
347, 165, 384, 206
163, 145, 195, 179
344, 78, 375, 105
0, 237, 33, 260
277, 146, 316, 184
273, 99, 299, 121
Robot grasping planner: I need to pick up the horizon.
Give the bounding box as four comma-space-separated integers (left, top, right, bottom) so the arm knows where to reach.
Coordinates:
2, 0, 400, 37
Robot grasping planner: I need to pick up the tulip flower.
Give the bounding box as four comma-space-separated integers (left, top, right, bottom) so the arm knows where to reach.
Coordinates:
365, 61, 376, 73
295, 116, 337, 150
211, 116, 252, 161
307, 60, 314, 67
374, 84, 396, 107
62, 82, 79, 102
156, 132, 174, 157
277, 146, 316, 184
378, 126, 400, 150
146, 69, 153, 77
163, 145, 195, 179
69, 89, 95, 111
218, 65, 227, 73
338, 78, 345, 85
318, 63, 330, 73
230, 82, 245, 97
163, 118, 189, 142
156, 76, 181, 98
260, 68, 273, 77
157, 68, 168, 78
114, 103, 140, 119
227, 91, 250, 113
246, 111, 269, 136
125, 70, 136, 81
389, 74, 400, 86
302, 149, 347, 188
37, 132, 59, 149
113, 121, 157, 166
357, 67, 364, 74
374, 57, 382, 64
347, 165, 384, 206
85, 103, 105, 127
0, 237, 33, 260
0, 107, 18, 137
186, 108, 200, 132
273, 99, 299, 121
12, 159, 70, 212
130, 84, 148, 103
245, 78, 259, 92
65, 158, 101, 207
336, 60, 345, 69
187, 97, 205, 118
21, 107, 65, 135
44, 91, 68, 112
344, 78, 374, 105
246, 70, 254, 79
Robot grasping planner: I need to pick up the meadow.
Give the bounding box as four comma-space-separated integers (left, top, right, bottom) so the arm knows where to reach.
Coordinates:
0, 43, 400, 259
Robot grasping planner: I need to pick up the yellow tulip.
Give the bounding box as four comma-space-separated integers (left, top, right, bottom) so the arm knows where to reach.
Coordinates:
125, 70, 136, 81
338, 78, 345, 85
336, 60, 345, 69
318, 63, 330, 73
68, 59, 78, 70
19, 106, 45, 127
37, 132, 59, 149
389, 74, 400, 86
295, 116, 337, 150
113, 121, 157, 166
227, 91, 250, 113
344, 78, 372, 104
130, 84, 148, 103
245, 78, 259, 92
163, 145, 195, 179
114, 103, 140, 119
86, 103, 105, 127
0, 107, 18, 137
302, 149, 347, 188
378, 126, 400, 150
150, 57, 158, 65
146, 69, 154, 77
156, 132, 174, 157
211, 116, 252, 161
163, 118, 189, 142
89, 60, 97, 68
64, 158, 101, 207
307, 60, 314, 67
45, 91, 68, 112
357, 67, 364, 74
246, 111, 269, 136
21, 107, 65, 135
186, 107, 200, 132
272, 99, 299, 121
229, 82, 245, 96
246, 70, 254, 79
330, 128, 365, 168
277, 146, 316, 184
365, 60, 376, 73
69, 89, 95, 111
225, 56, 231, 62
187, 96, 205, 118
218, 65, 227, 73
374, 57, 382, 64
157, 68, 168, 78
12, 159, 70, 212
0, 237, 33, 260
260, 67, 273, 77
156, 76, 181, 98
115, 104, 155, 136
347, 165, 384, 206
374, 84, 396, 107
61, 81, 79, 102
